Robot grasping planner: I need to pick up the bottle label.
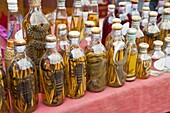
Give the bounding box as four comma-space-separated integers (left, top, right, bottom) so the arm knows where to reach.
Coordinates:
71, 48, 84, 58
17, 58, 33, 70
48, 53, 62, 65
122, 22, 130, 35
92, 44, 105, 54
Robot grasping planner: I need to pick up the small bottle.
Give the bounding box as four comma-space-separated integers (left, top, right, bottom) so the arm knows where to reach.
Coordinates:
85, 27, 107, 92
143, 11, 160, 51
55, 0, 68, 39
107, 24, 127, 87
159, 8, 170, 41
132, 15, 144, 49
136, 43, 152, 79
70, 1, 84, 40
102, 4, 115, 46
66, 31, 86, 98
0, 50, 10, 113
8, 39, 38, 113
87, 0, 99, 27
156, 0, 165, 24
126, 28, 138, 82
40, 35, 65, 106
163, 37, 170, 72
80, 21, 95, 51
140, 7, 150, 30
150, 40, 165, 76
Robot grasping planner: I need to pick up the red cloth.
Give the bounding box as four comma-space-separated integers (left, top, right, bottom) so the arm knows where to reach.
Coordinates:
29, 73, 170, 113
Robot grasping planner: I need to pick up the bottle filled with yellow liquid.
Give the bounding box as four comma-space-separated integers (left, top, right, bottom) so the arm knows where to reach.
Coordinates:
80, 21, 95, 51
66, 31, 86, 98
8, 39, 38, 113
85, 27, 107, 92
107, 23, 127, 87
40, 35, 65, 106
132, 15, 144, 50
143, 11, 160, 51
87, 0, 99, 27
164, 37, 170, 72
126, 28, 138, 82
70, 1, 84, 40
0, 50, 10, 113
150, 40, 165, 76
55, 0, 68, 39
136, 43, 151, 79
159, 8, 170, 42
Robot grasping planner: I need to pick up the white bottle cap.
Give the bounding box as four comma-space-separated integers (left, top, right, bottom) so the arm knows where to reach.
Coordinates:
7, 0, 17, 4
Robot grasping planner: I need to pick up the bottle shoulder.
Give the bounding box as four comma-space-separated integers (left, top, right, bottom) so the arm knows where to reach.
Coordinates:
159, 21, 170, 30
143, 23, 160, 34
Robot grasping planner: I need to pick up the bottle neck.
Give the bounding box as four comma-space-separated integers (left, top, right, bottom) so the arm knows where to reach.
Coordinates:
119, 6, 126, 14
57, 1, 66, 7
166, 43, 170, 48
158, 0, 164, 6
73, 5, 83, 16
143, 1, 150, 7
14, 45, 26, 55
89, 2, 98, 13
149, 16, 157, 24
92, 33, 101, 42
84, 27, 92, 36
108, 8, 115, 16
163, 14, 170, 22
58, 29, 67, 40
142, 11, 149, 19
140, 48, 147, 54
154, 46, 162, 51
29, 5, 42, 13
46, 42, 56, 49
132, 3, 138, 11
70, 38, 80, 45
111, 30, 122, 41
8, 3, 20, 22
132, 21, 140, 29
126, 34, 136, 43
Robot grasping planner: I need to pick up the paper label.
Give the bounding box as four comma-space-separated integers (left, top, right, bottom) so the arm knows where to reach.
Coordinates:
92, 44, 105, 54
71, 48, 84, 58
17, 58, 33, 70
122, 22, 130, 35
48, 53, 62, 64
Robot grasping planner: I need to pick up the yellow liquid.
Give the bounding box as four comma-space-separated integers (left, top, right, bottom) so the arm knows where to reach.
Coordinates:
70, 15, 84, 40
105, 33, 112, 48
87, 13, 99, 27
55, 19, 68, 39
136, 36, 144, 50
160, 29, 170, 42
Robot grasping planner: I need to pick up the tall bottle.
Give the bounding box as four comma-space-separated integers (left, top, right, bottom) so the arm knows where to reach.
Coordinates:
150, 40, 165, 76
126, 28, 138, 82
163, 37, 170, 72
131, 15, 144, 49
156, 0, 165, 24
7, 0, 22, 39
40, 35, 65, 106
140, 6, 150, 30
55, 0, 68, 39
107, 24, 127, 87
8, 39, 38, 113
85, 27, 107, 92
80, 21, 95, 51
0, 50, 10, 113
102, 4, 115, 46
127, 0, 140, 27
87, 0, 99, 27
159, 8, 170, 42
136, 43, 152, 79
143, 11, 160, 51
66, 31, 86, 98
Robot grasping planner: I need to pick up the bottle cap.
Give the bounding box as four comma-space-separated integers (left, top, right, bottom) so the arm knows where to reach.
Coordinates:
85, 21, 95, 27
143, 7, 150, 11
58, 24, 67, 30
149, 11, 158, 17
139, 43, 149, 49
28, 0, 41, 7
164, 8, 170, 15
144, 0, 150, 2
7, 0, 17, 3
14, 39, 26, 46
7, 39, 15, 48
91, 27, 101, 34
127, 28, 137, 35
153, 40, 163, 46
111, 23, 122, 30
130, 0, 138, 3
165, 37, 170, 43
132, 15, 141, 22
108, 4, 115, 9
69, 31, 80, 38
164, 2, 170, 8
112, 18, 121, 24
119, 2, 126, 6
45, 35, 56, 42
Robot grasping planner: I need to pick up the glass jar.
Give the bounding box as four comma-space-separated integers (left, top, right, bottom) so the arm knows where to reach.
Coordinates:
163, 37, 170, 72
140, 7, 150, 30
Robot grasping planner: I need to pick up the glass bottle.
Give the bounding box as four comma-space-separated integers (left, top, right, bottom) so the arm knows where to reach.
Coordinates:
136, 43, 152, 79
150, 40, 165, 76
163, 37, 170, 72
40, 35, 65, 106
66, 31, 86, 98
126, 28, 138, 82
87, 0, 99, 27
140, 7, 150, 30
117, 2, 130, 36
107, 24, 127, 87
0, 50, 10, 113
102, 4, 115, 46
143, 11, 160, 51
127, 0, 140, 27
55, 0, 68, 39
80, 21, 95, 51
7, 0, 22, 39
156, 0, 165, 24
82, 0, 90, 22
159, 8, 170, 42
8, 39, 38, 113
85, 27, 107, 92
132, 15, 144, 50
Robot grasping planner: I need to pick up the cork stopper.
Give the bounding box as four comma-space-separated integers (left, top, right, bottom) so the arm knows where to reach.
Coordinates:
144, 0, 150, 2
119, 2, 126, 6
164, 2, 170, 8
45, 35, 56, 42
127, 28, 137, 35
85, 21, 95, 27
149, 11, 158, 17
143, 7, 150, 11
111, 23, 122, 30
165, 37, 170, 43
91, 27, 101, 34
112, 18, 121, 24
131, 0, 138, 3
164, 8, 170, 15
139, 43, 149, 49
132, 15, 141, 22
69, 31, 80, 38
14, 39, 26, 46
153, 40, 163, 46
58, 24, 67, 30
108, 4, 115, 9
7, 39, 15, 48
